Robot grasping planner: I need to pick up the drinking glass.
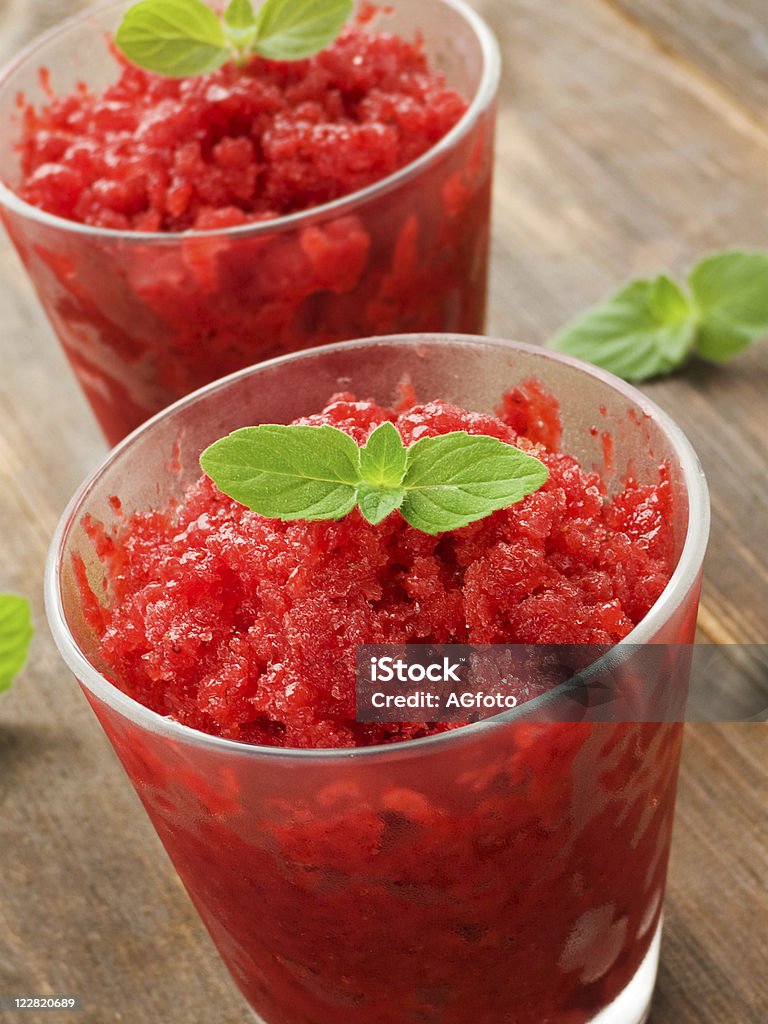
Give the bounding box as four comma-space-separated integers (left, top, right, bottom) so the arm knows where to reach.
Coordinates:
46, 335, 710, 1024
0, 0, 499, 444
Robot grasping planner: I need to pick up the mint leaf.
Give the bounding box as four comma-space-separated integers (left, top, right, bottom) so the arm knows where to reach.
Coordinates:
360, 421, 408, 488
400, 432, 549, 535
115, 0, 228, 77
224, 0, 257, 50
116, 0, 354, 74
688, 251, 768, 362
650, 273, 693, 326
225, 0, 256, 30
200, 424, 361, 521
201, 423, 549, 533
357, 484, 406, 526
0, 595, 33, 693
550, 275, 697, 382
549, 249, 768, 381
252, 0, 354, 60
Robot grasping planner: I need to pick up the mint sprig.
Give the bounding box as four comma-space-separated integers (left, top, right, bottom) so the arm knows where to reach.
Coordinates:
550, 250, 768, 381
0, 595, 33, 693
116, 0, 354, 77
687, 252, 768, 361
200, 422, 549, 535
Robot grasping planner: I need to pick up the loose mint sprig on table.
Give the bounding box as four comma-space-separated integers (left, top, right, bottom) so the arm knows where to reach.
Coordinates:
0, 595, 33, 694
200, 421, 549, 535
550, 250, 768, 381
116, 0, 354, 77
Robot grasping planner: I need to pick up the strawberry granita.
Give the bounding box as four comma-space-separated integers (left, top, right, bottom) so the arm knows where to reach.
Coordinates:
59, 354, 701, 1024
80, 381, 674, 748
3, 7, 496, 442
17, 28, 468, 230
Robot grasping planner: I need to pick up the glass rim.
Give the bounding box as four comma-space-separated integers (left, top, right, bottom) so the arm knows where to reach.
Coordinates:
0, 0, 500, 243
45, 334, 711, 762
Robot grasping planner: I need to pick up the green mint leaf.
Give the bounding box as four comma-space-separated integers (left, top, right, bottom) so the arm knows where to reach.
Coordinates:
115, 0, 229, 77
688, 251, 768, 362
550, 275, 697, 382
200, 424, 361, 521
225, 0, 256, 30
116, 0, 354, 75
252, 0, 354, 60
400, 432, 549, 535
223, 0, 258, 49
650, 273, 693, 324
202, 424, 549, 533
359, 421, 408, 488
357, 484, 406, 526
0, 595, 33, 694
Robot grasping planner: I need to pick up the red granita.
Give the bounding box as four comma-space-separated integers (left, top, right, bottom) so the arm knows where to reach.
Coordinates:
79, 380, 674, 748
4, 11, 493, 443
17, 27, 467, 231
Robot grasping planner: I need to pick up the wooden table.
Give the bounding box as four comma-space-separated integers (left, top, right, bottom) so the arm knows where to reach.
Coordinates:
1, 1, 766, 1021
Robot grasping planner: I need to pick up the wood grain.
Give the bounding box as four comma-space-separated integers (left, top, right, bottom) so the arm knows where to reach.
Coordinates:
1, 1, 766, 1022
609, 0, 768, 132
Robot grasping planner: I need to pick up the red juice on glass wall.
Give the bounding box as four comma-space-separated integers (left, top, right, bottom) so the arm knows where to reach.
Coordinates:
93, 707, 684, 1024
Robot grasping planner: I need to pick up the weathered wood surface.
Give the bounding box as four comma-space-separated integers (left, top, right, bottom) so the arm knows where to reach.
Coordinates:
611, 0, 768, 132
1, 0, 766, 1022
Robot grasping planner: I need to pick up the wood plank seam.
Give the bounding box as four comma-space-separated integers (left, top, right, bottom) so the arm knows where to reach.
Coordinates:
596, 0, 768, 149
